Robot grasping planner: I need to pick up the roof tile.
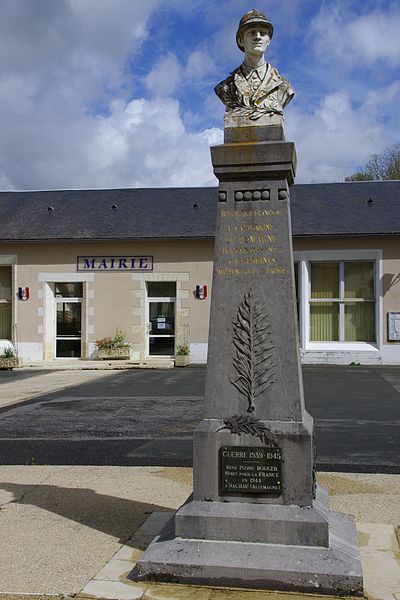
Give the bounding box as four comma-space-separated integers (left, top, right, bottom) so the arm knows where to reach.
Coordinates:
0, 181, 398, 241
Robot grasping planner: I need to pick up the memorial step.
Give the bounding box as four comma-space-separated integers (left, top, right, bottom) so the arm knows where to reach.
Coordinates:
130, 509, 363, 596
175, 486, 329, 546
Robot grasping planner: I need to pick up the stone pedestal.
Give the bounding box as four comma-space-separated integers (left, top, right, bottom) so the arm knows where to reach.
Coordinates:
130, 127, 363, 595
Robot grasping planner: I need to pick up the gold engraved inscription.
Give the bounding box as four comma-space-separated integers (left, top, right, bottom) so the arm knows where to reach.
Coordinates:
228, 256, 277, 265
217, 208, 288, 277
222, 246, 281, 255
238, 234, 276, 243
217, 267, 287, 276
221, 209, 280, 218
228, 224, 274, 232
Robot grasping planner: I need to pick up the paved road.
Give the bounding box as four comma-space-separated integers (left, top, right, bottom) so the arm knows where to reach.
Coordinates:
0, 366, 399, 472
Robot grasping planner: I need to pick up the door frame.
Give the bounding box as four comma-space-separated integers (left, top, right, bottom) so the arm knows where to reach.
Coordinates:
145, 295, 176, 358
54, 297, 83, 359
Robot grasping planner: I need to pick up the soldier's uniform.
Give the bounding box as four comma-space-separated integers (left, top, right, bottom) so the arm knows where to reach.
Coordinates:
215, 62, 294, 120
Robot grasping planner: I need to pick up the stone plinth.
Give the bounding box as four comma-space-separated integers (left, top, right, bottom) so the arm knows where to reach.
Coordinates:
176, 485, 330, 546
131, 507, 362, 595
130, 127, 363, 595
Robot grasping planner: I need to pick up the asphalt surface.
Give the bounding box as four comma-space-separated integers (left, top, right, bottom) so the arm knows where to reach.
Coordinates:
0, 365, 399, 472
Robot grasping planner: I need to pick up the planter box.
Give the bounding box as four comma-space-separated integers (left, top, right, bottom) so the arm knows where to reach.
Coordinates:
175, 355, 190, 367
0, 357, 22, 370
98, 345, 131, 360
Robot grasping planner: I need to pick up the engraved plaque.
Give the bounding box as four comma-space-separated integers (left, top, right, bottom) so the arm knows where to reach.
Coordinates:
220, 446, 282, 495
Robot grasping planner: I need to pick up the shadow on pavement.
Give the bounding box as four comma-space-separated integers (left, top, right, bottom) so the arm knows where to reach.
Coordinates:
0, 481, 169, 547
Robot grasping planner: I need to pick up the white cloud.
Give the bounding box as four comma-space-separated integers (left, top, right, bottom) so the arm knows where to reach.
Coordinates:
144, 54, 181, 97
0, 1, 222, 190
0, 0, 161, 102
0, 90, 221, 189
0, 1, 398, 191
286, 83, 400, 183
363, 80, 400, 113
0, 1, 223, 192
185, 50, 217, 81
85, 98, 221, 188
280, 2, 400, 182
310, 3, 400, 70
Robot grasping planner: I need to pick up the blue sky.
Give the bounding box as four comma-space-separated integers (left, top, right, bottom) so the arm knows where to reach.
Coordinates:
0, 0, 399, 189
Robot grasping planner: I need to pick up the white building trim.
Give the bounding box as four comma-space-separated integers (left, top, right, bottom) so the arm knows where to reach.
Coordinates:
38, 272, 94, 360
294, 248, 387, 363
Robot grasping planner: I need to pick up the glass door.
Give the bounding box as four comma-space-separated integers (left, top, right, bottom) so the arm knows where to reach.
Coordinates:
0, 267, 12, 339
148, 301, 175, 356
55, 283, 82, 358
146, 281, 176, 357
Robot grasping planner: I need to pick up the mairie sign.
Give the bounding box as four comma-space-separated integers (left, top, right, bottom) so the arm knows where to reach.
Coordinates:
77, 256, 153, 272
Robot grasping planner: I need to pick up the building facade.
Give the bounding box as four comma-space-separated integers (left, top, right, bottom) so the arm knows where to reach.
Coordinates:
1, 182, 399, 365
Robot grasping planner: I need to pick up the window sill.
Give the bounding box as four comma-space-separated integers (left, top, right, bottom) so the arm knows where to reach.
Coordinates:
305, 342, 379, 352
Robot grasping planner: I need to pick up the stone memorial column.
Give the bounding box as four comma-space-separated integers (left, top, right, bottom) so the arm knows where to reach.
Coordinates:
131, 9, 363, 595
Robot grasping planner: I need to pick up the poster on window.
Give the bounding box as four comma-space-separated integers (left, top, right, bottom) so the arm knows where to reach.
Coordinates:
388, 312, 400, 341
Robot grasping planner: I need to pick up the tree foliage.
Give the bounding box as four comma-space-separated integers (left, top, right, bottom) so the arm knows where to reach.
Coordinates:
345, 143, 400, 181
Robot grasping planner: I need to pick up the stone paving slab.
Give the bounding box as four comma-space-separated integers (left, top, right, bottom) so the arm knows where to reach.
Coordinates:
0, 467, 399, 599
0, 466, 191, 595
358, 523, 400, 600
79, 513, 400, 600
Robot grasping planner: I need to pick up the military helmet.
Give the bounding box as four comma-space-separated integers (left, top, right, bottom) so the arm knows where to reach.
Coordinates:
236, 9, 274, 51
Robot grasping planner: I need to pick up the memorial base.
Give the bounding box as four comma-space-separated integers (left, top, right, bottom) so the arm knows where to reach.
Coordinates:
130, 490, 363, 596
175, 485, 330, 547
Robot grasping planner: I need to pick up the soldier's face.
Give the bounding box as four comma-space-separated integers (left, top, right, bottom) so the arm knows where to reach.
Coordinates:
241, 27, 270, 57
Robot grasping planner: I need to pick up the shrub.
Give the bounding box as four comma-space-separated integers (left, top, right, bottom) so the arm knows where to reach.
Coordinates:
113, 328, 126, 346
95, 329, 128, 349
176, 343, 190, 356
95, 337, 113, 349
2, 347, 15, 358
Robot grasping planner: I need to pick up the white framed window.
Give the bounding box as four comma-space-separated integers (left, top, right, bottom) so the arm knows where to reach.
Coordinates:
310, 261, 375, 342
294, 250, 382, 351
293, 261, 303, 347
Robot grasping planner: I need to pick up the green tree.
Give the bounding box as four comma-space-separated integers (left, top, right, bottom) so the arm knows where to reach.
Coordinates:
345, 143, 400, 181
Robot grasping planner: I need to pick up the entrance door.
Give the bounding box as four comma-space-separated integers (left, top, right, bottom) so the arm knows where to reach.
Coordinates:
55, 283, 82, 358
146, 282, 176, 357
148, 301, 175, 356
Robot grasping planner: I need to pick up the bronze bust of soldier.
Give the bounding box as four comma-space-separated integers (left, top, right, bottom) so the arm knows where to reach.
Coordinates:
215, 9, 294, 128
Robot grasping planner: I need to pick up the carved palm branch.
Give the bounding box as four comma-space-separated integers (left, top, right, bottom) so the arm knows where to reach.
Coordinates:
230, 288, 275, 412
219, 414, 277, 447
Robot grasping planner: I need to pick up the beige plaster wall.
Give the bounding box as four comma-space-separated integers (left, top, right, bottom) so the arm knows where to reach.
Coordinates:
1, 235, 400, 360
0, 240, 214, 360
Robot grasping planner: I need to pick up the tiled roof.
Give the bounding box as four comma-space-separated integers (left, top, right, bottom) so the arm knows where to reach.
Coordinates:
0, 181, 398, 241
291, 181, 400, 237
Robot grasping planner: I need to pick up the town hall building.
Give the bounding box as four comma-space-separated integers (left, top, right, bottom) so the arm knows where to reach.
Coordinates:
0, 180, 399, 365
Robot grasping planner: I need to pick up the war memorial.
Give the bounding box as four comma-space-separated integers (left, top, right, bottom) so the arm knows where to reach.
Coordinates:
133, 8, 362, 595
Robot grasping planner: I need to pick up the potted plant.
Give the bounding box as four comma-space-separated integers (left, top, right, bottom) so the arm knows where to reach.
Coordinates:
95, 328, 131, 360
175, 343, 190, 367
0, 347, 22, 370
